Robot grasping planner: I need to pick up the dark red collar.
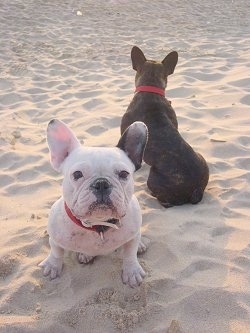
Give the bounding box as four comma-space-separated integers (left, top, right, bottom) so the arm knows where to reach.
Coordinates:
135, 85, 165, 97
64, 201, 98, 232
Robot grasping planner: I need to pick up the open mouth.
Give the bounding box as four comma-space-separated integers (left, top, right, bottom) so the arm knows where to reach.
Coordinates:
64, 201, 121, 242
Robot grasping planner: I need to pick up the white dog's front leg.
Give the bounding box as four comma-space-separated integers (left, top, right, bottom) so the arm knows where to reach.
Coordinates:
122, 234, 146, 288
39, 237, 64, 279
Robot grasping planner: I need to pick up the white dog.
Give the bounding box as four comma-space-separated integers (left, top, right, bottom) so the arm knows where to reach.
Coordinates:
39, 119, 148, 288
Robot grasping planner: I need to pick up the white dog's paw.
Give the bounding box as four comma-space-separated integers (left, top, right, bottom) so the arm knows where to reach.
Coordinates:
77, 252, 95, 264
122, 261, 146, 288
137, 236, 150, 255
39, 256, 63, 280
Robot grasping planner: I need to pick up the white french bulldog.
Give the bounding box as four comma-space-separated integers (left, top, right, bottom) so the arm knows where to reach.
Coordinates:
39, 119, 148, 288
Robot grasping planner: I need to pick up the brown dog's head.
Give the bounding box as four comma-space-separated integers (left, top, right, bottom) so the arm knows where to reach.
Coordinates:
131, 46, 178, 89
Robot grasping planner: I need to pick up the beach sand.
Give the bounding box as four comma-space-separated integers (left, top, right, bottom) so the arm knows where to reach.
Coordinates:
0, 0, 249, 332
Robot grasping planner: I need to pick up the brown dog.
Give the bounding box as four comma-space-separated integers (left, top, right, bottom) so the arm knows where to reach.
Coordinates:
121, 46, 209, 208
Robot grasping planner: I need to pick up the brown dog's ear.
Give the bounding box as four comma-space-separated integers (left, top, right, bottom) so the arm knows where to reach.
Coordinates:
162, 51, 178, 76
131, 46, 147, 71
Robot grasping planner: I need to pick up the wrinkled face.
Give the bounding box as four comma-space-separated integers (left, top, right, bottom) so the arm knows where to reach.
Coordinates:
62, 147, 135, 225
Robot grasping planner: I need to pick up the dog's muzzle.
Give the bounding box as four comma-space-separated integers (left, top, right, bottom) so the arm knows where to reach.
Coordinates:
64, 201, 120, 242
90, 177, 113, 203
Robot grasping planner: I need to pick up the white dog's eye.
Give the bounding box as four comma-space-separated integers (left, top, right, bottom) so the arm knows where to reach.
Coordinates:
73, 170, 83, 180
118, 170, 129, 180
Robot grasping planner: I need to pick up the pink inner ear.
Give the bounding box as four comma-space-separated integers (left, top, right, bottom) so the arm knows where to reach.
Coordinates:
47, 119, 80, 171
51, 126, 71, 142
49, 143, 71, 171
51, 150, 69, 170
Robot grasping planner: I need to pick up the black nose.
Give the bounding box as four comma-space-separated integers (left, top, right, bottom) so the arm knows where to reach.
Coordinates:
91, 178, 112, 199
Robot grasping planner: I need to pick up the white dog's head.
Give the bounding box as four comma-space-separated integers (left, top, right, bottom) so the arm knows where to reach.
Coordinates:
47, 119, 147, 228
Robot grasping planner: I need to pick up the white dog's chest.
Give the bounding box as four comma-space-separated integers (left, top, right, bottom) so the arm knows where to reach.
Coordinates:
48, 199, 140, 256
52, 224, 137, 256
48, 199, 141, 256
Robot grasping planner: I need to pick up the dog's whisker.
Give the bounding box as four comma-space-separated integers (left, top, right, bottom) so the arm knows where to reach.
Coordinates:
116, 220, 122, 228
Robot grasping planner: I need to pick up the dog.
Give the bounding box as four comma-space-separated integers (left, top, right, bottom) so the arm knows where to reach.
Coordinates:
39, 119, 148, 288
121, 46, 209, 208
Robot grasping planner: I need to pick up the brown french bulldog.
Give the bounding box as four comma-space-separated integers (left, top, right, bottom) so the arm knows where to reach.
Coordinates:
121, 46, 209, 208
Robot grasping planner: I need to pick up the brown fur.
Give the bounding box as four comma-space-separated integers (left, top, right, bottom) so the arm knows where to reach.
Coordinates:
121, 46, 209, 207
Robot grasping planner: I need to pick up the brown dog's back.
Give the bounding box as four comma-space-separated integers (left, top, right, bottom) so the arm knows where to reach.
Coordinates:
121, 46, 209, 207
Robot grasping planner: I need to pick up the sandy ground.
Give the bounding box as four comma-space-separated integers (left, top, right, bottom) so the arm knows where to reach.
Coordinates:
0, 0, 249, 332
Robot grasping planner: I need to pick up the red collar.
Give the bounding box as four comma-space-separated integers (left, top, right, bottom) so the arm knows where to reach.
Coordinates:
64, 201, 98, 232
135, 85, 165, 97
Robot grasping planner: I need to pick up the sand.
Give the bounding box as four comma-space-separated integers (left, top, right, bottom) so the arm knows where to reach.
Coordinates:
0, 0, 249, 332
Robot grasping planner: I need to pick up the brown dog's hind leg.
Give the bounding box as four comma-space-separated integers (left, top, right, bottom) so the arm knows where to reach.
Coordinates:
147, 168, 174, 208
190, 187, 204, 204
158, 198, 174, 208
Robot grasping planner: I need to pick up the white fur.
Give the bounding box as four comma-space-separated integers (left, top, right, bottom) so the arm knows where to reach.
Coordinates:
39, 119, 148, 288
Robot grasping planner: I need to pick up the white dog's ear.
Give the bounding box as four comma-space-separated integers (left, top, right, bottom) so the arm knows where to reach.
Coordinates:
117, 121, 148, 171
47, 119, 81, 171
